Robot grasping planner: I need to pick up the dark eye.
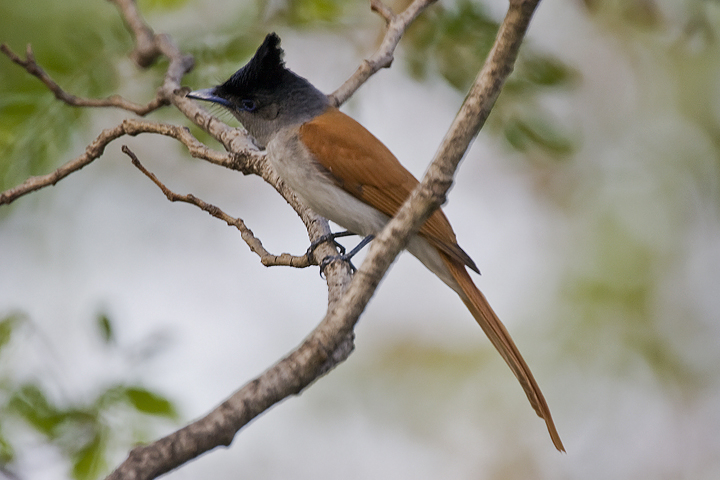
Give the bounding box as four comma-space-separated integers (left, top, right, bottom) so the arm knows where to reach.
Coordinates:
241, 99, 257, 112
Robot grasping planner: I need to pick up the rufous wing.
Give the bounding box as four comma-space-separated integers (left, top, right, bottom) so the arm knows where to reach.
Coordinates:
299, 107, 477, 272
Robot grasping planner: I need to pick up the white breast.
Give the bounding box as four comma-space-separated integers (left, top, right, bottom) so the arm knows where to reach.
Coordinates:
267, 127, 389, 237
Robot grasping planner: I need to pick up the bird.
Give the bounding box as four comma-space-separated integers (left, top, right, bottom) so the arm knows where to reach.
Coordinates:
187, 33, 564, 452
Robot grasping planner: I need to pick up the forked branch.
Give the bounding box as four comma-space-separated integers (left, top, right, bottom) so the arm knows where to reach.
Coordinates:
329, 0, 439, 106
0, 43, 168, 115
0, 119, 260, 206
123, 145, 313, 268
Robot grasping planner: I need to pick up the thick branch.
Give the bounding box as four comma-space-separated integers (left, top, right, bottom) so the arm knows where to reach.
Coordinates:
105, 1, 542, 478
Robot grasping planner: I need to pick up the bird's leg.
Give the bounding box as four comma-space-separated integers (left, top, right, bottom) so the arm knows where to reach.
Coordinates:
319, 234, 375, 276
306, 230, 358, 259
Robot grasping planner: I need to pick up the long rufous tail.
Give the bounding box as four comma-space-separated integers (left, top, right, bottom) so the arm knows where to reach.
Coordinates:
441, 252, 565, 452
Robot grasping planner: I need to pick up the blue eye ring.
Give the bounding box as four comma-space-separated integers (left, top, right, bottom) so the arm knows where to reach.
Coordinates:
241, 99, 257, 112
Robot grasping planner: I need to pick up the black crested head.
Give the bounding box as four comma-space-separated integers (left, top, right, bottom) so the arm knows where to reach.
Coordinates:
218, 33, 287, 96
205, 32, 327, 112
186, 32, 329, 147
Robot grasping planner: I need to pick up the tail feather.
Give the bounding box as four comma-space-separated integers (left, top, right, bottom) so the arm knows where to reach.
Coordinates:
441, 253, 565, 452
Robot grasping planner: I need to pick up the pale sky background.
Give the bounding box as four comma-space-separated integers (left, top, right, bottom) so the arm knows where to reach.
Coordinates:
1, 0, 720, 479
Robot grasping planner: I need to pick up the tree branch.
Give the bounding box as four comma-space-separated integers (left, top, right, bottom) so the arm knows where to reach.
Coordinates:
329, 0, 439, 106
109, 0, 162, 68
123, 145, 314, 268
106, 0, 195, 92
0, 0, 195, 117
105, 0, 543, 478
0, 124, 125, 205
0, 119, 260, 205
0, 43, 168, 115
370, 0, 395, 24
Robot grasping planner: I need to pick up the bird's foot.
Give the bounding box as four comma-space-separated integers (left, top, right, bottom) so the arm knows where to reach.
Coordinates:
317, 234, 375, 277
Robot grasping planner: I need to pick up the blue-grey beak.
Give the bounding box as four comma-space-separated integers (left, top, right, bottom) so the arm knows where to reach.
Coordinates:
186, 87, 233, 109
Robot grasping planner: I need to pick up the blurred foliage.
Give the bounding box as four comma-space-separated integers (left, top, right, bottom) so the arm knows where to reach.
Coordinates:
355, 341, 492, 427
582, 0, 720, 150
404, 0, 579, 157
138, 0, 192, 11
0, 313, 177, 480
97, 313, 115, 345
180, 0, 364, 81
552, 0, 720, 383
405, 0, 498, 91
558, 215, 703, 387
266, 0, 353, 26
0, 315, 19, 352
582, 0, 663, 29
0, 0, 132, 193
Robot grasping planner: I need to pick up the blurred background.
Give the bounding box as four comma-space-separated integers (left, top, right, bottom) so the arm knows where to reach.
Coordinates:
1, 0, 719, 478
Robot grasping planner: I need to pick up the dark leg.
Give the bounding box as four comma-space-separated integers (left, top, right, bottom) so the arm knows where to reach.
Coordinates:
306, 230, 358, 258
343, 234, 375, 259
319, 235, 375, 276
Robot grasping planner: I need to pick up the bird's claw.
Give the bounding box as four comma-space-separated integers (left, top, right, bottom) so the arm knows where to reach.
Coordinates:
319, 254, 358, 278
307, 231, 355, 260
308, 232, 374, 278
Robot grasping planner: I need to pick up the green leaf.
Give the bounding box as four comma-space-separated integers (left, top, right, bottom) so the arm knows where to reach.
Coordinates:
8, 384, 64, 436
504, 116, 574, 155
7, 384, 94, 438
71, 434, 106, 480
0, 314, 22, 352
405, 0, 498, 91
519, 52, 578, 87
0, 0, 136, 193
0, 425, 15, 464
125, 387, 177, 419
96, 313, 114, 344
272, 0, 349, 26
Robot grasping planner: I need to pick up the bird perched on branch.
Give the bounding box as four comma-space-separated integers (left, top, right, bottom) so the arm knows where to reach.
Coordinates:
187, 33, 564, 452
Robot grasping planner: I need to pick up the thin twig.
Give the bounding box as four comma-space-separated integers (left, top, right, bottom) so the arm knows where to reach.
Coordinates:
0, 44, 168, 115
123, 145, 313, 268
329, 0, 439, 106
107, 0, 195, 84
0, 119, 261, 205
108, 0, 161, 67
370, 0, 395, 24
0, 124, 126, 205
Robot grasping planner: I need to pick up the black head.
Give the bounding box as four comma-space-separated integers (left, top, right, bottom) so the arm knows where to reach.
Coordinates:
219, 33, 287, 98
187, 33, 328, 147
